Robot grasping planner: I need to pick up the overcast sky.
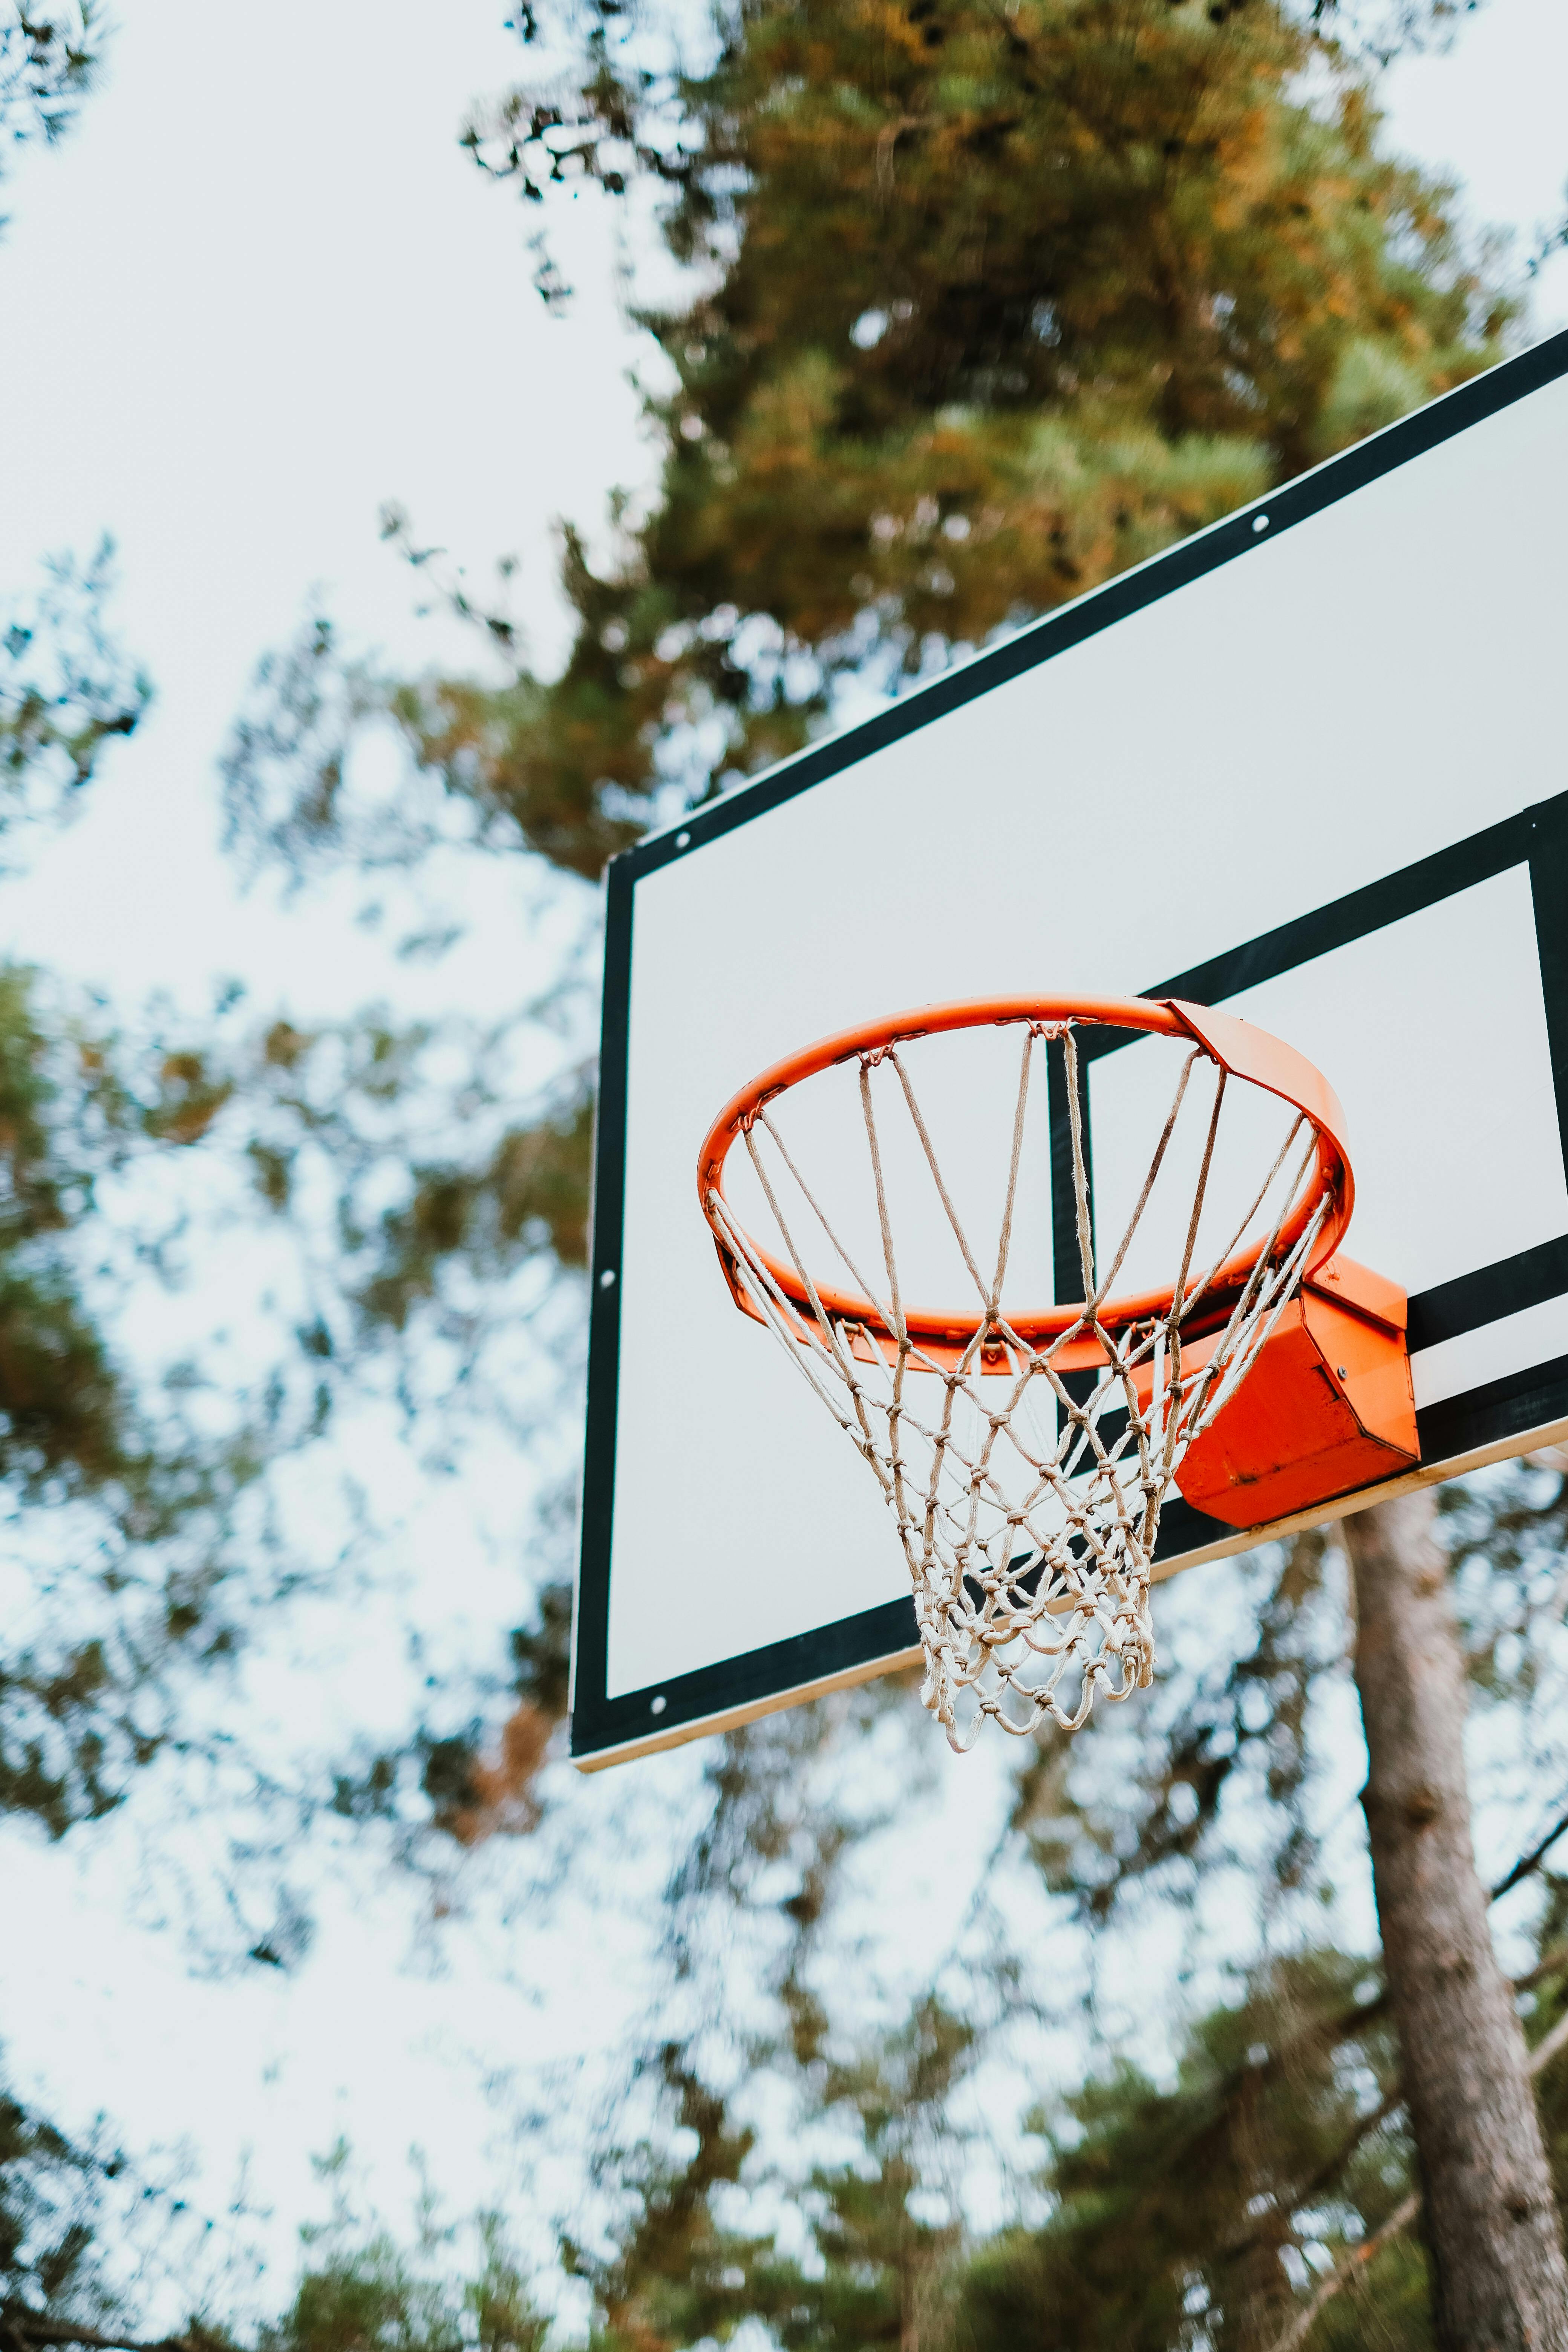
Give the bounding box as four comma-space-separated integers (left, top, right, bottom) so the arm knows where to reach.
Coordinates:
2, 0, 1566, 2324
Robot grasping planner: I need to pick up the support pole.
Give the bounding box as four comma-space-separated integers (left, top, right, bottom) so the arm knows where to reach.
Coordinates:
1343, 1483, 1568, 2349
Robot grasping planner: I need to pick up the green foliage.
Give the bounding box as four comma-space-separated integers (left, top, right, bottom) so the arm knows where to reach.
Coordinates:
219, 616, 447, 883
1, 2106, 547, 2352
0, 969, 265, 1834
0, 2, 101, 213
509, 1577, 573, 1723
0, 2067, 118, 2334
566, 2049, 757, 2352
352, 1091, 593, 1333
963, 1949, 1418, 2349
1, 543, 150, 846
0, 963, 591, 1840
1013, 1530, 1341, 1920
1525, 1881, 1568, 2228
0, 959, 251, 1508
230, 1006, 593, 1397
562, 1663, 1530, 2350
582, 2024, 971, 2352
1441, 1456, 1568, 1713
265, 2153, 547, 2352
329, 1575, 576, 1848
753, 2006, 972, 2352
544, 1489, 1568, 2350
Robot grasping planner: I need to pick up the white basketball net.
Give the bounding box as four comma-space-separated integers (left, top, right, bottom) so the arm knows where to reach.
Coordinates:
705, 1020, 1331, 1751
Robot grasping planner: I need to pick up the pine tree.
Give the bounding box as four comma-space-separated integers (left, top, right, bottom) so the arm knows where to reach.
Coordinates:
226, 0, 1511, 887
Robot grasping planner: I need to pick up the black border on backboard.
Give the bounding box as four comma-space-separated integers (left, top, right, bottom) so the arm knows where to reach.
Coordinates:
571, 329, 1568, 1769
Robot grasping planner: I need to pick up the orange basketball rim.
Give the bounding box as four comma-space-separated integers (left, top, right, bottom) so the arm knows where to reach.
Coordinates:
697, 993, 1355, 1361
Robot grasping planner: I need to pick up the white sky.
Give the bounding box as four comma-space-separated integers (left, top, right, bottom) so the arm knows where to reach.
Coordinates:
1, 0, 1566, 2328
0, 0, 654, 1022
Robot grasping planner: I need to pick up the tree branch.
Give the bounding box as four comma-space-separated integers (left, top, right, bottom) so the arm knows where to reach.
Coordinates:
0, 2323, 461, 2352
0, 2319, 212, 2352
1525, 2003, 1568, 2081
1219, 2088, 1403, 2269
1268, 2190, 1422, 2352
1490, 1799, 1568, 1902
1511, 1937, 1568, 1999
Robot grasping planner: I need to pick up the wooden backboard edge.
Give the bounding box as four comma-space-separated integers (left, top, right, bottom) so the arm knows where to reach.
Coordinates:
570, 1413, 1568, 1771
571, 1638, 926, 1772
1147, 1413, 1568, 1579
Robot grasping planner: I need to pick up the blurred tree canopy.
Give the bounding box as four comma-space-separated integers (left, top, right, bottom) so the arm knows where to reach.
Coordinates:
9, 2, 1568, 2349
0, 2, 99, 220
226, 0, 1511, 886
1, 544, 149, 831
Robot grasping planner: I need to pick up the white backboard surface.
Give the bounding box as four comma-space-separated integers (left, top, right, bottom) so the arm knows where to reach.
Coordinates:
572, 332, 1568, 1769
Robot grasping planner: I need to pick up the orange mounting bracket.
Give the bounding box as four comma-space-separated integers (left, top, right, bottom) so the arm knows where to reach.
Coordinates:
1145, 1254, 1419, 1528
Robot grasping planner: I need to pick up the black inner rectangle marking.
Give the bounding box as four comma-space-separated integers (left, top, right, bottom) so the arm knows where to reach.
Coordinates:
1119, 808, 1535, 1040
1048, 793, 1568, 1362
1408, 1236, 1568, 1353
1529, 793, 1568, 1199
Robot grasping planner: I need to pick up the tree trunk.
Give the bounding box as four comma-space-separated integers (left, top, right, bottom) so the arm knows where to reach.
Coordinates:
1344, 1483, 1568, 2349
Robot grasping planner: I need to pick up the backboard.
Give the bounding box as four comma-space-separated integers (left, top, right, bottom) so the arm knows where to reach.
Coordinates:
571, 328, 1568, 1771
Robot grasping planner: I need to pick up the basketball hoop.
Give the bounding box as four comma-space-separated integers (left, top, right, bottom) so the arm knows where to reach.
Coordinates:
698, 995, 1362, 1750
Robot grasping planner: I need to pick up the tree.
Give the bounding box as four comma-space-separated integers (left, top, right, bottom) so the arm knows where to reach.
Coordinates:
1, 2109, 551, 2352
960, 1948, 1426, 2350
1344, 1489, 1568, 2345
